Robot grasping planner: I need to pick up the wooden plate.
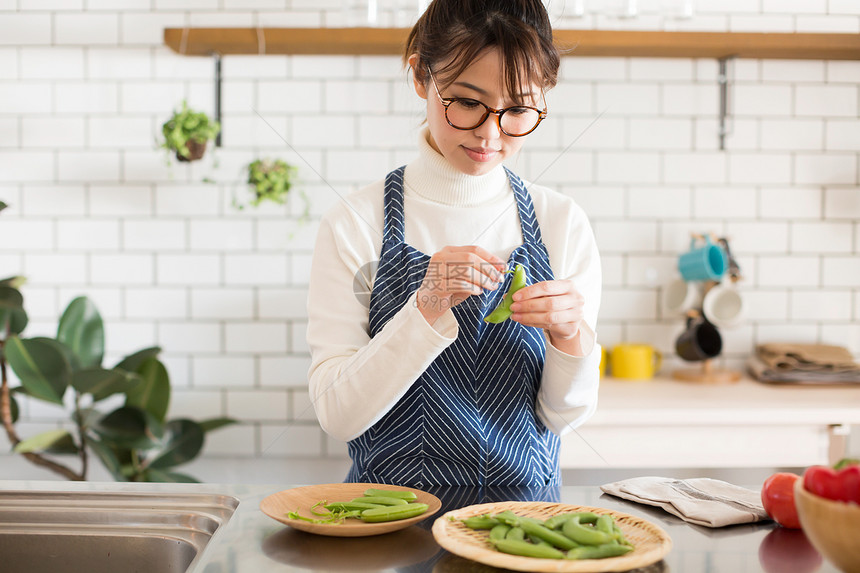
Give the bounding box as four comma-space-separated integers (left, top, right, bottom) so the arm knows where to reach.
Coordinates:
260, 483, 442, 537
432, 501, 672, 572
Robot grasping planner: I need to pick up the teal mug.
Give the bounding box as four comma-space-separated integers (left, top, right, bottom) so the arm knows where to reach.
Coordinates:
678, 236, 728, 282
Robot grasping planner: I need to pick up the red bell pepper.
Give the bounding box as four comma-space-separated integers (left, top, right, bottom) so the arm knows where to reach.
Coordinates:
803, 462, 860, 504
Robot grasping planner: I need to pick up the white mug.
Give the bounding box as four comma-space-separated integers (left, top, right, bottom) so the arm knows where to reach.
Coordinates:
663, 278, 700, 317
703, 282, 744, 329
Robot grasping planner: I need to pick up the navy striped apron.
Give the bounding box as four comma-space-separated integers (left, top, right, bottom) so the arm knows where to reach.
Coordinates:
346, 166, 560, 487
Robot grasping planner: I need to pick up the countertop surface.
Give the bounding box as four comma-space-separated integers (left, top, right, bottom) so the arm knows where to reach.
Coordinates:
0, 479, 839, 573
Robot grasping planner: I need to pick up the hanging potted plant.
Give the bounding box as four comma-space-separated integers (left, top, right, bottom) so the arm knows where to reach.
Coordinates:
236, 158, 308, 217
159, 100, 220, 163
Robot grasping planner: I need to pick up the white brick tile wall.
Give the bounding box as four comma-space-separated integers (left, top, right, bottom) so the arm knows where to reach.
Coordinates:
91, 253, 154, 284
125, 287, 187, 319
22, 117, 86, 148
158, 254, 221, 285
55, 13, 119, 45
22, 185, 87, 216
3, 4, 858, 465
191, 288, 254, 319
90, 185, 154, 216
58, 220, 120, 250
225, 322, 287, 353
193, 356, 255, 387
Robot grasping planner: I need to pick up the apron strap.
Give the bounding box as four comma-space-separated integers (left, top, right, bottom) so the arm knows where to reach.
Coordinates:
504, 167, 544, 247
382, 166, 408, 244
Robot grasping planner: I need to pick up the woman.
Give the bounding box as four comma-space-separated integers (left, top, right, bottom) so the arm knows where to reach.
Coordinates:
307, 0, 601, 487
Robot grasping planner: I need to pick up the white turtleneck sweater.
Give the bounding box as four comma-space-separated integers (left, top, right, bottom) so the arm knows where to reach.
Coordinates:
307, 130, 602, 443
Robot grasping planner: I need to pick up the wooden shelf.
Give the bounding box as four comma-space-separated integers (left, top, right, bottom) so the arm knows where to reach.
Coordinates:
164, 27, 860, 60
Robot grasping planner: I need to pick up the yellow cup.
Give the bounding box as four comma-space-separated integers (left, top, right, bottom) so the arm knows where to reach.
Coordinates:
609, 344, 662, 380
599, 346, 607, 378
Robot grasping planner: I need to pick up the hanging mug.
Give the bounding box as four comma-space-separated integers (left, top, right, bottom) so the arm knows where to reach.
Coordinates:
678, 235, 728, 282
663, 278, 701, 317
675, 315, 722, 362
702, 282, 745, 329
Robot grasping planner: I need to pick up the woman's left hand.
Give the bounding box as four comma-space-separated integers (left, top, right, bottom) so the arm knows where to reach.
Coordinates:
509, 279, 585, 352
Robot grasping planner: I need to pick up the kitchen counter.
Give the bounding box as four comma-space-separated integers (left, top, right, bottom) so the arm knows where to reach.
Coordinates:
1, 479, 840, 573
562, 375, 860, 469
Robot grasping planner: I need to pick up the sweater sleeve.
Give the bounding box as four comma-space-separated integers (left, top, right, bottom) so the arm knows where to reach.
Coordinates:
534, 199, 602, 436
306, 208, 459, 442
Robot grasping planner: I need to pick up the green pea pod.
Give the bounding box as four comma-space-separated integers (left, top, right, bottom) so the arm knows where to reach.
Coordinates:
325, 501, 385, 512
596, 515, 615, 536
562, 516, 613, 546
505, 526, 526, 541
519, 519, 580, 550
461, 515, 500, 529
493, 510, 524, 527
489, 523, 511, 542
566, 542, 633, 560
360, 502, 429, 523
363, 488, 417, 500
492, 538, 566, 559
543, 511, 599, 530
351, 496, 408, 506
484, 263, 528, 323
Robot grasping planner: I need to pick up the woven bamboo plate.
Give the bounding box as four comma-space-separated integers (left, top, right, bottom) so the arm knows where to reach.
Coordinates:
432, 501, 672, 572
260, 483, 442, 537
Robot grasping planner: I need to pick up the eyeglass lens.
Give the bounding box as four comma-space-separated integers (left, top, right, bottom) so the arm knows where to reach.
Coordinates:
446, 99, 541, 136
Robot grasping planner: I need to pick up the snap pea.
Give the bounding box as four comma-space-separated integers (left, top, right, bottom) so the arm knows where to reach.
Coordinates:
506, 526, 526, 541
360, 502, 429, 523
567, 543, 633, 560
489, 523, 511, 542
492, 538, 565, 559
363, 488, 417, 500
519, 519, 580, 550
543, 511, 599, 530
352, 496, 408, 506
528, 533, 553, 547
596, 514, 615, 536
484, 263, 527, 323
461, 515, 500, 529
562, 516, 613, 546
325, 501, 385, 512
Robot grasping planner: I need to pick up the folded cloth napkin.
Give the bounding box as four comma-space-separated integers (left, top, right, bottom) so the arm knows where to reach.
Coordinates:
748, 355, 860, 384
600, 476, 770, 528
756, 343, 860, 373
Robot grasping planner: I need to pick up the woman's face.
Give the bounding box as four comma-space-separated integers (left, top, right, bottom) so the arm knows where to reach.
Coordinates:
410, 48, 543, 177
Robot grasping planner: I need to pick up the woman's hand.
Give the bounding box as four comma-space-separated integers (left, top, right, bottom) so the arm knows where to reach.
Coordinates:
509, 279, 586, 355
416, 246, 506, 325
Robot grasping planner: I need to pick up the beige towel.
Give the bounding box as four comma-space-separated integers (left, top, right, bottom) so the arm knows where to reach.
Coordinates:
757, 343, 860, 373
600, 476, 769, 528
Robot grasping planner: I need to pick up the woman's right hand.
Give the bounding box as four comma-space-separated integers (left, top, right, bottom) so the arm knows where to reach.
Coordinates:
415, 245, 507, 325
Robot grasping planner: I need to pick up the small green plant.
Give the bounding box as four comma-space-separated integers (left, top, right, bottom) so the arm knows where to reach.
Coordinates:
247, 158, 297, 206
0, 203, 236, 483
236, 158, 309, 217
160, 100, 220, 162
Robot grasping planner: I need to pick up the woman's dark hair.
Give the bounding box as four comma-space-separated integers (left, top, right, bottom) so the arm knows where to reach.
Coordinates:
404, 0, 560, 104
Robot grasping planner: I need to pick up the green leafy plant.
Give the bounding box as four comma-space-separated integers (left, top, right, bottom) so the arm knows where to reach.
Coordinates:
160, 100, 220, 162
0, 204, 235, 482
244, 158, 300, 206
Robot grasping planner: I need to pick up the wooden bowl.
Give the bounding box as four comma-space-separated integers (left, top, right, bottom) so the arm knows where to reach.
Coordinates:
794, 480, 860, 573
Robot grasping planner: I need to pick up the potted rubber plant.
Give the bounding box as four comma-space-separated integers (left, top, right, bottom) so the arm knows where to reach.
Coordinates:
160, 100, 220, 163
1, 202, 236, 483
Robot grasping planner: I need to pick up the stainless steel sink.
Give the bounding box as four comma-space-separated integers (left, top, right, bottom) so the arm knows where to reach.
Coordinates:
0, 490, 239, 573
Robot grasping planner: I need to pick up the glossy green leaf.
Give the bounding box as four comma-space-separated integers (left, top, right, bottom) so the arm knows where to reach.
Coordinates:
199, 417, 238, 433
72, 368, 140, 402
113, 346, 161, 373
8, 393, 19, 423
13, 429, 75, 454
124, 357, 170, 423
94, 406, 148, 445
57, 296, 104, 369
5, 336, 70, 405
147, 419, 204, 470
0, 286, 28, 336
144, 468, 199, 483
0, 276, 26, 289
86, 437, 126, 482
